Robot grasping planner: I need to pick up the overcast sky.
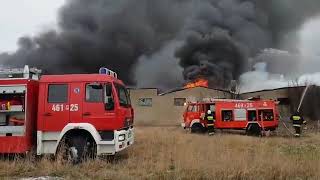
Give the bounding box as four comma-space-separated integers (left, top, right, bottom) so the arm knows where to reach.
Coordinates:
0, 0, 65, 53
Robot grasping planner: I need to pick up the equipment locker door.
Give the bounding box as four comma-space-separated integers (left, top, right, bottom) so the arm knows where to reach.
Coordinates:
42, 84, 70, 131
82, 82, 116, 130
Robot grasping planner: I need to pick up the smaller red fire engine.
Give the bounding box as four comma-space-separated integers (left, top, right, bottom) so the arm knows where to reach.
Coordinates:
182, 99, 279, 135
0, 65, 134, 162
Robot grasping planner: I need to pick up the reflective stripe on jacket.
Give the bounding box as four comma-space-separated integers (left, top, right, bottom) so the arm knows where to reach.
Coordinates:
292, 116, 301, 121
207, 115, 215, 127
207, 116, 215, 123
291, 115, 304, 125
207, 116, 214, 121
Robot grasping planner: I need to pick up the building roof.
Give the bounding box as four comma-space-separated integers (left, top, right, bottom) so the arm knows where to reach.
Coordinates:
127, 85, 315, 97
159, 86, 231, 96
187, 98, 271, 104
240, 85, 308, 95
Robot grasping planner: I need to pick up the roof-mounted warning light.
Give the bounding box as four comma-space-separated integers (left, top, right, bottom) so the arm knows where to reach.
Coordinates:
99, 67, 118, 78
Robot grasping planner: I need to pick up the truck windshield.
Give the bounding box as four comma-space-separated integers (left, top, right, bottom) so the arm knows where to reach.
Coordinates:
115, 84, 131, 107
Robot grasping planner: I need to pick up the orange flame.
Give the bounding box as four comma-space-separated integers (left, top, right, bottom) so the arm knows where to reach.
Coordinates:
184, 79, 209, 89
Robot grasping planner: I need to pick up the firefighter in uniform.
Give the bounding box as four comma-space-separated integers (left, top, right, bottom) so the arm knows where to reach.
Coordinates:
290, 111, 306, 137
205, 110, 215, 135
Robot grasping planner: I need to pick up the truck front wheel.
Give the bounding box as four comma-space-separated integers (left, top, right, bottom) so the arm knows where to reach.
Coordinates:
191, 123, 205, 133
246, 124, 262, 136
57, 135, 96, 164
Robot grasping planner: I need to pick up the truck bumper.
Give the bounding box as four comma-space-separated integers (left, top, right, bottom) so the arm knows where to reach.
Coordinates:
96, 127, 134, 156
181, 122, 186, 128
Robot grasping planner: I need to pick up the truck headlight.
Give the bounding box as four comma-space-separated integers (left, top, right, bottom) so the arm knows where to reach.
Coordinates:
118, 134, 125, 141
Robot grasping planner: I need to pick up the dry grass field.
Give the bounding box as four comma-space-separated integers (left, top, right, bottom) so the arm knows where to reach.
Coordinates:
1, 127, 320, 179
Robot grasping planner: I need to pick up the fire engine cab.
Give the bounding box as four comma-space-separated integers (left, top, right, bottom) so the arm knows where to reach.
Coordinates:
182, 99, 279, 135
0, 65, 134, 161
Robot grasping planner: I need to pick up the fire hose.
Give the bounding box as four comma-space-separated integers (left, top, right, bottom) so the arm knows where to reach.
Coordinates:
280, 84, 310, 136
271, 84, 310, 137
279, 115, 295, 136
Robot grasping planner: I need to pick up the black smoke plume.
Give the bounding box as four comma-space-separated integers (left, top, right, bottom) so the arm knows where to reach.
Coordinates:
175, 30, 245, 88
0, 0, 186, 84
0, 0, 320, 89
174, 0, 320, 89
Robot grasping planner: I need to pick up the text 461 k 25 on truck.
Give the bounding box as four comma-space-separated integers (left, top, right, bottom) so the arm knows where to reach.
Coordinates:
0, 65, 134, 162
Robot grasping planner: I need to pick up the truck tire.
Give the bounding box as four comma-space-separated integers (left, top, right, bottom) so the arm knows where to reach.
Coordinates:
246, 123, 262, 136
191, 123, 205, 133
71, 135, 96, 163
58, 135, 96, 164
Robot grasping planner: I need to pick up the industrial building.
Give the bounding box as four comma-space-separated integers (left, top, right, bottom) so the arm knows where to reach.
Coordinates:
240, 87, 294, 120
129, 85, 320, 126
241, 85, 320, 121
129, 87, 232, 126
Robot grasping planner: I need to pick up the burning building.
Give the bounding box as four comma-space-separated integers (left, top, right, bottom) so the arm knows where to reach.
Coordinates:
184, 78, 209, 89
176, 30, 245, 90
129, 85, 320, 126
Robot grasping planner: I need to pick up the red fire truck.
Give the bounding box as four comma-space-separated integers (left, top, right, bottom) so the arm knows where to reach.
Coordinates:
182, 99, 279, 135
0, 65, 134, 161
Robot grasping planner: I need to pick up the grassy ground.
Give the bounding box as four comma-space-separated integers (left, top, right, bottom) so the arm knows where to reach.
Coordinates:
1, 127, 320, 179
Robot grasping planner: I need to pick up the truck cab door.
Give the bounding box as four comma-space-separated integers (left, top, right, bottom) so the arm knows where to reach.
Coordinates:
82, 83, 116, 130
186, 105, 199, 120
69, 83, 83, 123
42, 84, 70, 131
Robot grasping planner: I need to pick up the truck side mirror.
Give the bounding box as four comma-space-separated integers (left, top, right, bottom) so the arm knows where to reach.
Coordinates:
104, 84, 115, 111
105, 98, 114, 111
105, 102, 114, 111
